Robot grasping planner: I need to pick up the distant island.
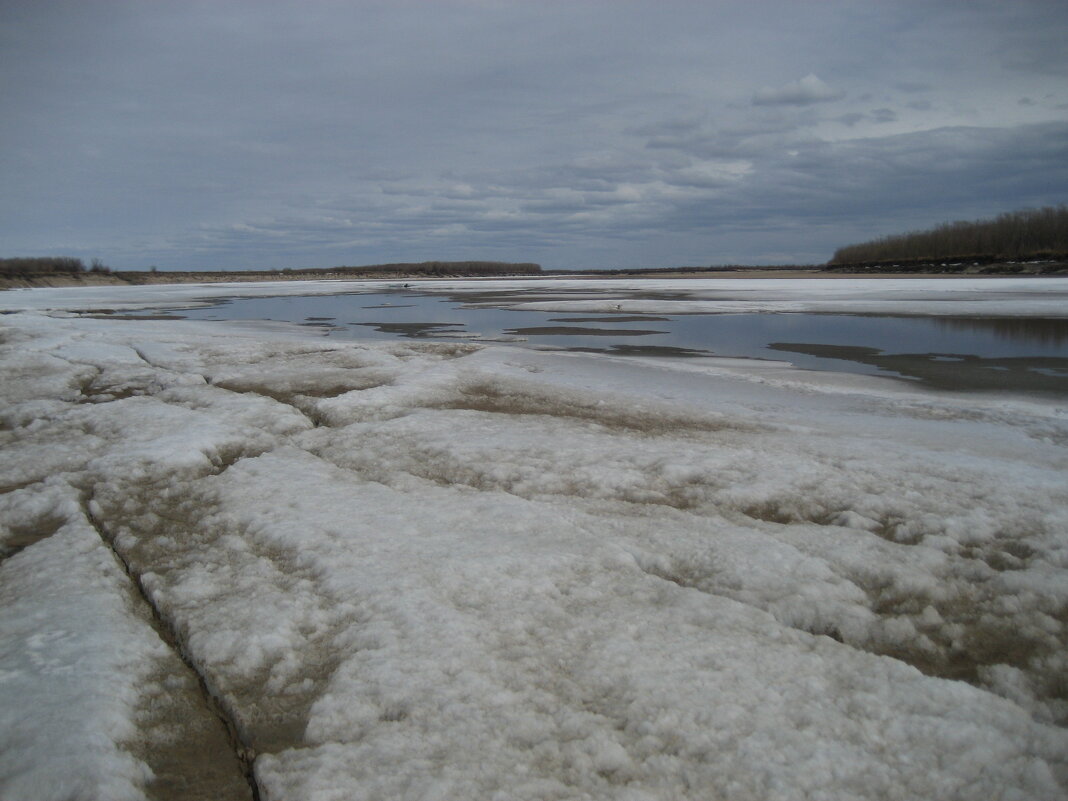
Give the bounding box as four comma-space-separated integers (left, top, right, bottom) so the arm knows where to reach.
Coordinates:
0, 260, 543, 288
4, 205, 1068, 288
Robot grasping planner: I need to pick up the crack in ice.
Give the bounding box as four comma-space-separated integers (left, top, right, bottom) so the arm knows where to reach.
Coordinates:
81, 494, 261, 801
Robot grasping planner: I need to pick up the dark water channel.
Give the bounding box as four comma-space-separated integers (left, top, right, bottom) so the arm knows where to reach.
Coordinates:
170, 289, 1068, 395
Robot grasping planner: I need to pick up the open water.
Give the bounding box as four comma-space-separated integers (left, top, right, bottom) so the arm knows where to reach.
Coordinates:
171, 288, 1068, 394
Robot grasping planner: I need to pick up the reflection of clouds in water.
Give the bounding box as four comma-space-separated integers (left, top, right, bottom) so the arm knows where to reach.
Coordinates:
770, 341, 1068, 394
171, 290, 1068, 391
935, 317, 1068, 346
505, 326, 669, 337
354, 321, 465, 338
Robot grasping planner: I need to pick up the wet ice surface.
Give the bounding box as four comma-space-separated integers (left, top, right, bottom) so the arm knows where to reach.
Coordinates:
2, 280, 1068, 800
5, 276, 1052, 394
172, 289, 1068, 393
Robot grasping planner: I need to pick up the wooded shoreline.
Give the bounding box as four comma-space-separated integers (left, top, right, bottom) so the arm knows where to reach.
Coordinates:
3, 257, 1067, 290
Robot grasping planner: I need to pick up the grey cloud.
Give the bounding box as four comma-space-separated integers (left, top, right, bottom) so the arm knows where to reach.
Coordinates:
643, 112, 824, 161
626, 117, 705, 138
194, 121, 1068, 267
656, 123, 1068, 250
753, 74, 845, 106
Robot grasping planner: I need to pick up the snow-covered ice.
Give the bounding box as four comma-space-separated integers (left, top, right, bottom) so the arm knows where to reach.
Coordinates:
1, 280, 1067, 800
3, 275, 1068, 318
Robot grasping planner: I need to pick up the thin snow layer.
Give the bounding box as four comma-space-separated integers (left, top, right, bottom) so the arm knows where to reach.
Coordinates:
0, 279, 377, 313
3, 276, 1068, 317
2, 310, 1068, 800
0, 485, 158, 801
488, 276, 1068, 317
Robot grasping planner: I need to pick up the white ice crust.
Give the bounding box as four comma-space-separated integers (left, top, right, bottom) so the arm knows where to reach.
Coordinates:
3, 276, 1068, 317
1, 284, 1067, 800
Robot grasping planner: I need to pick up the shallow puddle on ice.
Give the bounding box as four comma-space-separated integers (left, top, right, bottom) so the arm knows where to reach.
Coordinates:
168, 289, 1068, 393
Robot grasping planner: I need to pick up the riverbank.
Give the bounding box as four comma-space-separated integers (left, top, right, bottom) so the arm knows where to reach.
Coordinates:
4, 258, 1067, 290
0, 261, 543, 289
0, 270, 528, 290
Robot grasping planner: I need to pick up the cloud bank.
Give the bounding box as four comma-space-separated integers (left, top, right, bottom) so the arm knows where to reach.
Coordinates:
752, 74, 845, 106
1, 1, 1066, 269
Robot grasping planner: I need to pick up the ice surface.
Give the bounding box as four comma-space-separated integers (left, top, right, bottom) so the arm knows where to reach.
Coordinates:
3, 275, 1068, 317
1, 300, 1067, 800
0, 508, 158, 801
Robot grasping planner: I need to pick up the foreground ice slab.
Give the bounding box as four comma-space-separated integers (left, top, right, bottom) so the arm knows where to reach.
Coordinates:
1, 309, 1066, 800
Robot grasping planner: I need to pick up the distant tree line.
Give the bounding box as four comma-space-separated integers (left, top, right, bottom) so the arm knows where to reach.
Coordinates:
0, 257, 111, 275
309, 261, 541, 277
0, 259, 536, 281
115, 261, 542, 282
579, 264, 817, 276
830, 205, 1068, 265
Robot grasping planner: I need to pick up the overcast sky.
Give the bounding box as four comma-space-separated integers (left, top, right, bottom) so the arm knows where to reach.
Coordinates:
2, 1, 1067, 270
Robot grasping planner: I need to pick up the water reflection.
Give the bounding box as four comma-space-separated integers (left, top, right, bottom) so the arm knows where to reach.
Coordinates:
167, 290, 1068, 395
934, 317, 1068, 346
354, 321, 466, 337
506, 325, 669, 337
770, 343, 1068, 395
